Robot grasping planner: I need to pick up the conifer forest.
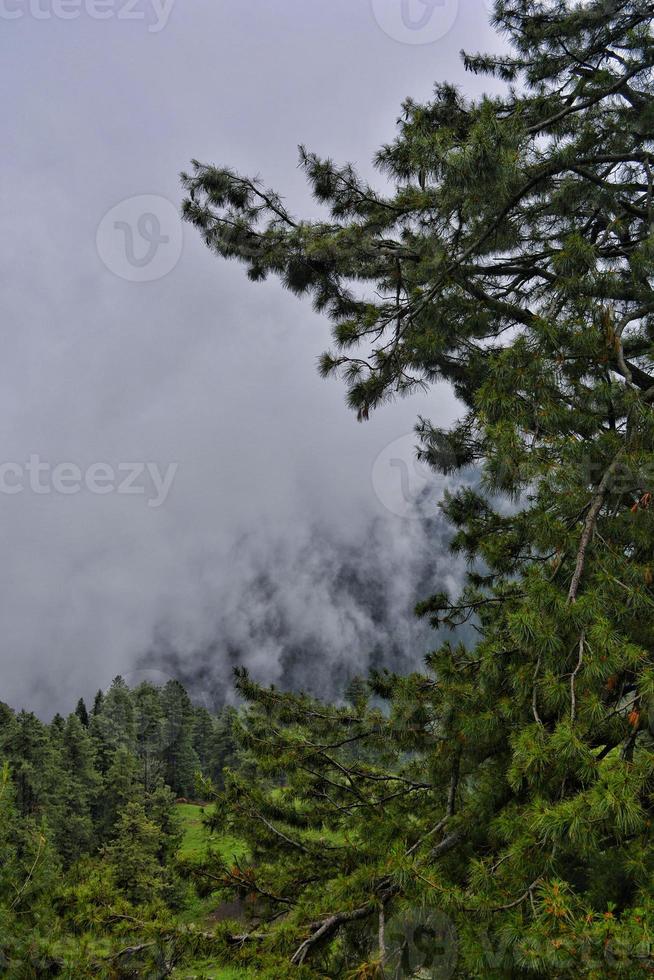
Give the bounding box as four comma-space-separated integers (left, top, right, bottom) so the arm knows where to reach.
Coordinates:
4, 1, 654, 976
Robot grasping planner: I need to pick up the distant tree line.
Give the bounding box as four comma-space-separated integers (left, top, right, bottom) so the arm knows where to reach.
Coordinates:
0, 676, 236, 865
0, 677, 237, 975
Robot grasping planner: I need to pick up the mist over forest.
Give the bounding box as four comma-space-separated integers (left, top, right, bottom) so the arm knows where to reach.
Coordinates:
1, 0, 482, 718
3, 1, 654, 977
138, 496, 470, 710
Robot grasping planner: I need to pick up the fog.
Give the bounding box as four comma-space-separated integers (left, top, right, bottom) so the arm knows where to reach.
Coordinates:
0, 0, 499, 714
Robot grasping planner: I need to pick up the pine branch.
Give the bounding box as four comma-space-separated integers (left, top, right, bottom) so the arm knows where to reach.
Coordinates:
568, 448, 627, 604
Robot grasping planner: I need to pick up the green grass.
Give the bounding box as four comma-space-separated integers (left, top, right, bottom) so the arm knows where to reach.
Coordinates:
173, 804, 253, 978
172, 964, 255, 979
178, 966, 257, 979
176, 803, 247, 863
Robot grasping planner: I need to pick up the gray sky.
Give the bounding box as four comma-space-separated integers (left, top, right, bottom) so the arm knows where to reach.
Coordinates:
1, 0, 499, 714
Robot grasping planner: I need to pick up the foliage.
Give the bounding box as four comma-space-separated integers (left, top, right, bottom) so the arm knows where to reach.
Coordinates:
0, 680, 239, 976
181, 1, 654, 974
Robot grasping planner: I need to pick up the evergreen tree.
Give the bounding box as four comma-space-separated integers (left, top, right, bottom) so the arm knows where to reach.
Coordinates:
0, 709, 61, 821
0, 762, 59, 970
99, 675, 136, 751
191, 704, 216, 778
103, 800, 166, 906
91, 689, 104, 716
50, 712, 65, 736
97, 745, 141, 838
51, 714, 101, 864
145, 780, 183, 864
183, 1, 654, 973
75, 697, 89, 728
89, 675, 136, 775
211, 705, 239, 788
160, 680, 200, 797
133, 680, 165, 792
0, 679, 232, 974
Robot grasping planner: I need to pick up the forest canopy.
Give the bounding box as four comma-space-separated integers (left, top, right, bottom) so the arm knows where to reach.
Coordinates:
3, 1, 654, 977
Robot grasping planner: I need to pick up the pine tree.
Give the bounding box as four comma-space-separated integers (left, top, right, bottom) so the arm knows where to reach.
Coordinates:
0, 709, 61, 821
51, 713, 101, 864
75, 697, 89, 728
160, 680, 200, 797
211, 705, 239, 788
0, 681, 229, 974
50, 712, 65, 735
99, 675, 136, 751
103, 800, 166, 906
192, 705, 216, 777
0, 762, 59, 969
89, 675, 136, 775
91, 689, 104, 716
183, 2, 654, 973
145, 780, 183, 864
97, 745, 140, 838
133, 680, 165, 793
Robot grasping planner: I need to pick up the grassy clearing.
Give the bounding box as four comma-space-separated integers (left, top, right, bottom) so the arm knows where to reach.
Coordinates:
174, 802, 253, 978
176, 803, 247, 863
172, 964, 254, 979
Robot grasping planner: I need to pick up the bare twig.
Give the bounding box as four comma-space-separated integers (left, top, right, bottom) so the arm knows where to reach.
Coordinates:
406, 817, 448, 857
291, 895, 395, 966
532, 654, 544, 727
9, 832, 45, 911
489, 877, 543, 912
429, 829, 464, 861
567, 449, 626, 604
570, 632, 585, 723
112, 943, 155, 960
447, 752, 461, 818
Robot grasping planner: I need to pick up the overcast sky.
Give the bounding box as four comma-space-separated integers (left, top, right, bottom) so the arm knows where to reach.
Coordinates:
1, 0, 500, 715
